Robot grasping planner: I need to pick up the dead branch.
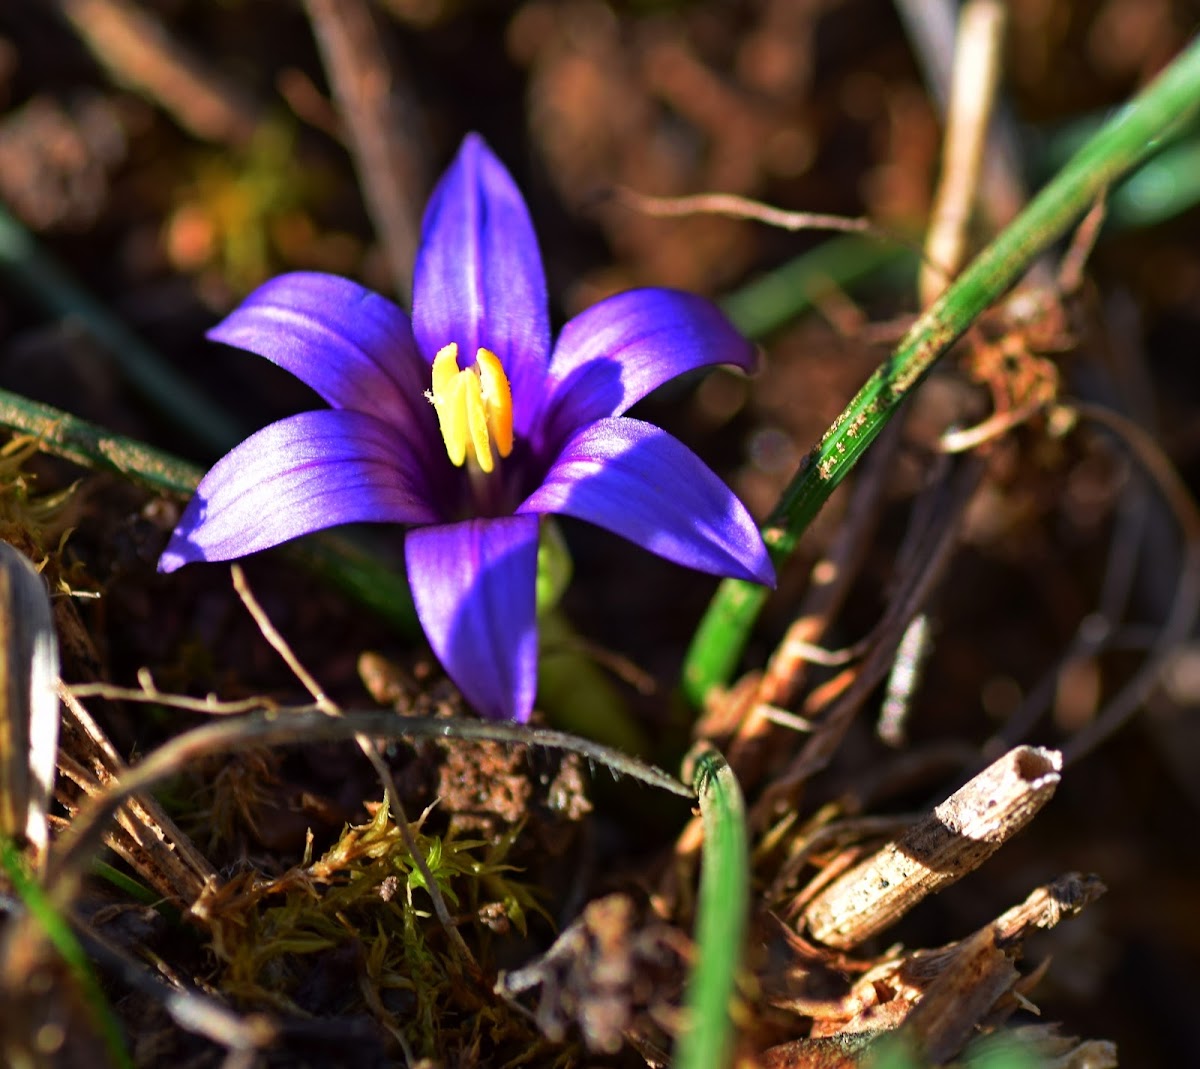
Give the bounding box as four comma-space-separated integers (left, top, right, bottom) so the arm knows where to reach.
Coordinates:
803, 746, 1062, 949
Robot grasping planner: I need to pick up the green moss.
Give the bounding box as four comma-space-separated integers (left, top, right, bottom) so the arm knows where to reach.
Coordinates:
203, 797, 549, 1059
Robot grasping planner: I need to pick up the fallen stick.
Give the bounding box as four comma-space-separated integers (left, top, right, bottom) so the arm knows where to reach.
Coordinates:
803, 746, 1062, 949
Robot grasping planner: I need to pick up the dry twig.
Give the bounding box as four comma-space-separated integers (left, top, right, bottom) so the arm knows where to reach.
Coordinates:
302, 0, 426, 302
803, 746, 1062, 949
919, 0, 1007, 305
54, 0, 259, 144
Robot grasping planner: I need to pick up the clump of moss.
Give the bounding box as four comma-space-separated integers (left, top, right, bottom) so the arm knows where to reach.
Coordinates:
202, 796, 551, 1060
0, 436, 86, 593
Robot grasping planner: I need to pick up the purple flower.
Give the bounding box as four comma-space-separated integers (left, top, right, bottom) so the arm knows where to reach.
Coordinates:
160, 134, 773, 722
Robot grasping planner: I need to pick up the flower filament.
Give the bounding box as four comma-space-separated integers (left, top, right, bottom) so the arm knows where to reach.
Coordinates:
426, 343, 514, 473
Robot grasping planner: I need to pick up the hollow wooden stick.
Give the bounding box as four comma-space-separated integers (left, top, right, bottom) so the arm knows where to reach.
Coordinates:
804, 746, 1062, 949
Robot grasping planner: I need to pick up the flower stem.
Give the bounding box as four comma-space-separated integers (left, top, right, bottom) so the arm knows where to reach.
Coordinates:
682, 33, 1200, 706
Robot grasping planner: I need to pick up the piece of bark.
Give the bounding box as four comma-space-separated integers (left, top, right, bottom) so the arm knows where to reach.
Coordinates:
804, 746, 1062, 949
990, 872, 1106, 942
899, 924, 1019, 1063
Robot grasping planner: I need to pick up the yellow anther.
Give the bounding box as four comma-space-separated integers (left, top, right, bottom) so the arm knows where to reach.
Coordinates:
429, 344, 468, 466
426, 343, 514, 474
475, 348, 513, 457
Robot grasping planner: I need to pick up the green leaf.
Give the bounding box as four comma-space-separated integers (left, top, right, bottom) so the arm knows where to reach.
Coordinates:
675, 746, 749, 1069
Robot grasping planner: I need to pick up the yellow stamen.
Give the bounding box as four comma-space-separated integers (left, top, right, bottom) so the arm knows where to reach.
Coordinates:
425, 343, 514, 474
475, 348, 514, 458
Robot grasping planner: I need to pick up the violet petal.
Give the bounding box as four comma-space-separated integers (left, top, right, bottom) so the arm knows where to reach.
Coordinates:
411, 134, 551, 437
159, 410, 439, 572
535, 288, 756, 452
519, 417, 774, 585
405, 514, 540, 722
207, 271, 435, 435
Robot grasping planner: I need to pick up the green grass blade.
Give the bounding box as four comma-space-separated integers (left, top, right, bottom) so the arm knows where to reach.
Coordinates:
675, 746, 749, 1069
1036, 113, 1200, 229
90, 859, 163, 909
1, 837, 134, 1069
682, 33, 1200, 705
721, 233, 914, 341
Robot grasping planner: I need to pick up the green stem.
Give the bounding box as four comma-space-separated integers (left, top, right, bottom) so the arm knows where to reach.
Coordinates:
675, 747, 749, 1069
0, 386, 206, 495
682, 34, 1200, 705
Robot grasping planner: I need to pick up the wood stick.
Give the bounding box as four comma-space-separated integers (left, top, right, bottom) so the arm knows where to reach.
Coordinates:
803, 746, 1062, 949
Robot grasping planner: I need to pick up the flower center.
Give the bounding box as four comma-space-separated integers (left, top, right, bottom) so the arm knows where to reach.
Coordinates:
425, 343, 514, 474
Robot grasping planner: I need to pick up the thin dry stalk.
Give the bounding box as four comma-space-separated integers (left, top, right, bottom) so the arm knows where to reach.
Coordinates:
70, 669, 290, 716
802, 746, 1062, 950
55, 682, 220, 913
1061, 404, 1200, 764
1057, 197, 1108, 297
615, 188, 938, 282
302, 0, 425, 302
919, 0, 1007, 305
615, 189, 875, 237
895, 0, 1029, 236
54, 0, 259, 144
750, 454, 987, 827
